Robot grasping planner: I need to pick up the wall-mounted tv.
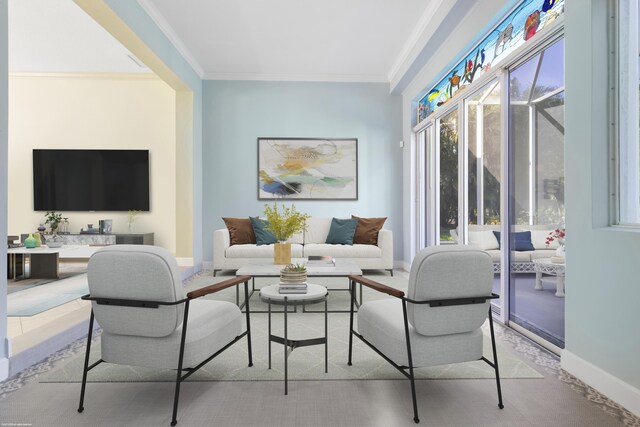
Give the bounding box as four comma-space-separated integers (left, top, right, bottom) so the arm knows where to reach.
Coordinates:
33, 149, 150, 211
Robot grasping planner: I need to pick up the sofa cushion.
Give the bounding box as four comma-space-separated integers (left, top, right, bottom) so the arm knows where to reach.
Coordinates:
304, 243, 382, 258
492, 231, 534, 251
222, 217, 256, 245
529, 229, 559, 249
226, 244, 304, 258
326, 218, 358, 245
529, 249, 557, 260
352, 216, 386, 245
468, 230, 499, 250
304, 218, 332, 244
485, 250, 531, 262
249, 217, 277, 245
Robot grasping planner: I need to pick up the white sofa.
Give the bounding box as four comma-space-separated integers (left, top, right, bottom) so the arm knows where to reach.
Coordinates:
213, 218, 393, 276
450, 224, 559, 273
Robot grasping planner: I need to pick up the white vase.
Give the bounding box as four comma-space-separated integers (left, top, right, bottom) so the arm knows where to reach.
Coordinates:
555, 244, 565, 258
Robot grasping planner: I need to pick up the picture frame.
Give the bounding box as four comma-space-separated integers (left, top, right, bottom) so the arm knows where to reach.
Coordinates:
258, 137, 358, 200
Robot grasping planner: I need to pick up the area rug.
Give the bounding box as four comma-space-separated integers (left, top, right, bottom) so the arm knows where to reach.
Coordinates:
40, 273, 542, 383
7, 273, 89, 317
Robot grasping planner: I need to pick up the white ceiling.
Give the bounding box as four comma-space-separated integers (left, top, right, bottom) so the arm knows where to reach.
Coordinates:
139, 0, 435, 82
8, 0, 149, 74
8, 0, 451, 85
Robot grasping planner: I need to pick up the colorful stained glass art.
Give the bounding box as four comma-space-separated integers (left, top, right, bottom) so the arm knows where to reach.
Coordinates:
416, 0, 564, 123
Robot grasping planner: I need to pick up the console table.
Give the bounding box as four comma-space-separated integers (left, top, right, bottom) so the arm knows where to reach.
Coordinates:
55, 233, 154, 245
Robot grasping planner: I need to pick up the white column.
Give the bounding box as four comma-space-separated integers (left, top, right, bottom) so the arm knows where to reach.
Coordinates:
1, 0, 10, 381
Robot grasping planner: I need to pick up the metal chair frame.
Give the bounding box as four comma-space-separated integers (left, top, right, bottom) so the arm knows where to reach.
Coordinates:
347, 275, 503, 424
77, 275, 254, 426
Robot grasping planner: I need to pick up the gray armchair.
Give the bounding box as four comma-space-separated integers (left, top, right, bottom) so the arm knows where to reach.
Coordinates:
348, 245, 503, 423
77, 245, 253, 426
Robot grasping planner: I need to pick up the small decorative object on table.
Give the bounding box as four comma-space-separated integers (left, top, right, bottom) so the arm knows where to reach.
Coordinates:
279, 263, 308, 294
127, 210, 142, 232
262, 202, 310, 265
24, 233, 37, 249
545, 227, 565, 262
45, 211, 63, 235
47, 234, 64, 248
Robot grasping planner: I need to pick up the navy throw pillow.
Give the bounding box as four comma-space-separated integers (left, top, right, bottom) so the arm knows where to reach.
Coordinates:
250, 217, 277, 245
325, 218, 359, 245
492, 231, 534, 251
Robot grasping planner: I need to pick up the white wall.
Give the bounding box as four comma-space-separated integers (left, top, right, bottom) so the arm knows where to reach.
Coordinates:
8, 73, 177, 252
203, 80, 403, 265
562, 0, 640, 416
1, 0, 10, 381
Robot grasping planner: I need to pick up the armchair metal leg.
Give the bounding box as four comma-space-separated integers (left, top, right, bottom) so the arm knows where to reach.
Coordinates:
387, 269, 394, 277
171, 300, 191, 426
244, 280, 253, 367
348, 279, 355, 366
402, 300, 419, 423
77, 310, 96, 413
488, 309, 504, 409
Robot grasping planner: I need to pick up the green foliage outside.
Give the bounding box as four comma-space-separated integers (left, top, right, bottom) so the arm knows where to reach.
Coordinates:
262, 202, 310, 241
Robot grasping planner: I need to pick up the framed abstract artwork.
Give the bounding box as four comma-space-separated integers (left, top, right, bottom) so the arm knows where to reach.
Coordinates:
258, 138, 358, 200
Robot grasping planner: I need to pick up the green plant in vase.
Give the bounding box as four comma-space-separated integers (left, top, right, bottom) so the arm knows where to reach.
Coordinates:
262, 202, 310, 242
262, 202, 310, 265
44, 211, 63, 235
127, 210, 142, 232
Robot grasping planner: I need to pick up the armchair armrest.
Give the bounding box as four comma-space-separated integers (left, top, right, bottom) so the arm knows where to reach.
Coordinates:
187, 275, 252, 299
348, 275, 404, 298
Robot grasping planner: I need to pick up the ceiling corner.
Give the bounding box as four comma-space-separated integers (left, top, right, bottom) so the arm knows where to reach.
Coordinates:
137, 0, 205, 79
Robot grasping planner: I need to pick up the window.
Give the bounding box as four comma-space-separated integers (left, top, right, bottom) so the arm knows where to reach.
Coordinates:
616, 0, 640, 225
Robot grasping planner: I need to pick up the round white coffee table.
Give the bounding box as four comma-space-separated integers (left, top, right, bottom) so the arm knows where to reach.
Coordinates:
260, 283, 328, 395
533, 258, 566, 297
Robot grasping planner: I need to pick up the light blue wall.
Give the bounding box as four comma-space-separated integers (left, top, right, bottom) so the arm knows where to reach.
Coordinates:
564, 0, 640, 389
1, 0, 9, 379
104, 0, 204, 266
203, 81, 403, 264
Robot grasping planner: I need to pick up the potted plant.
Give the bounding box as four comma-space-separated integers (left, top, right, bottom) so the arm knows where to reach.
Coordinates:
262, 202, 310, 264
45, 211, 63, 235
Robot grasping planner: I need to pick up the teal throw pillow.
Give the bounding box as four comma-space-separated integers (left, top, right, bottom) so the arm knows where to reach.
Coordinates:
250, 217, 277, 245
325, 217, 359, 245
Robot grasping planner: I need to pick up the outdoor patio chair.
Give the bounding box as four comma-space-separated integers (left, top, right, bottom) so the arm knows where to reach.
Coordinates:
77, 245, 253, 426
347, 245, 503, 423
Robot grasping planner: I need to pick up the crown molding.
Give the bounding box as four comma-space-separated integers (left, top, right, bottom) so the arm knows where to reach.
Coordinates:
387, 0, 444, 84
8, 71, 158, 80
137, 0, 205, 79
202, 72, 388, 83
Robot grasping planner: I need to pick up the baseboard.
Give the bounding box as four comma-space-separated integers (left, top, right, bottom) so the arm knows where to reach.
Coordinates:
562, 349, 640, 417
9, 317, 95, 377
0, 357, 8, 381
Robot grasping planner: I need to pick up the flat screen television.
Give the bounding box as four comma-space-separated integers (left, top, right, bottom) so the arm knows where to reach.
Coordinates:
33, 149, 150, 211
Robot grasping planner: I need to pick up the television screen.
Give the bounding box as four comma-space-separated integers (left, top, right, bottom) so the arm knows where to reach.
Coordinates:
33, 149, 150, 211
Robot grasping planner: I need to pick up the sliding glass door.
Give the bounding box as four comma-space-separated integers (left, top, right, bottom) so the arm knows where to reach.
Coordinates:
508, 38, 565, 348
465, 81, 503, 309
437, 109, 459, 244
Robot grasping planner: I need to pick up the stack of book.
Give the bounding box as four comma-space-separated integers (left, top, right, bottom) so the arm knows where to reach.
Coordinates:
306, 255, 335, 267
279, 268, 308, 294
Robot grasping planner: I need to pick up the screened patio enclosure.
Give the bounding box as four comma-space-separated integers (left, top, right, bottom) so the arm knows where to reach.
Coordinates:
415, 35, 565, 351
